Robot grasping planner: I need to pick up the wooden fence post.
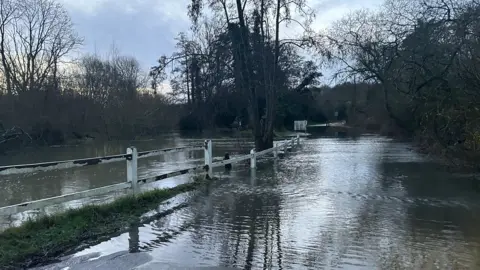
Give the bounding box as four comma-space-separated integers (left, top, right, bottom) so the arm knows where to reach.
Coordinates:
296, 135, 300, 145
126, 147, 138, 194
204, 140, 213, 177
273, 142, 278, 158
284, 140, 287, 153
250, 149, 256, 169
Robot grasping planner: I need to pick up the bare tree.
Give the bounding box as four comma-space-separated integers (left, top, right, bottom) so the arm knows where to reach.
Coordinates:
0, 0, 18, 95
2, 0, 82, 94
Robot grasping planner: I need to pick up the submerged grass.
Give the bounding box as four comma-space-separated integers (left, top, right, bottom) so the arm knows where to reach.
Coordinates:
0, 177, 209, 269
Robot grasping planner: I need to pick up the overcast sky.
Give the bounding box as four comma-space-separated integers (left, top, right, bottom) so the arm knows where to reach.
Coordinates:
59, 0, 383, 84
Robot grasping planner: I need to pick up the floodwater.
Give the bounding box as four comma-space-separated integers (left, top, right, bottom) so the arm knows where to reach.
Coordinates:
0, 133, 254, 226
3, 133, 480, 269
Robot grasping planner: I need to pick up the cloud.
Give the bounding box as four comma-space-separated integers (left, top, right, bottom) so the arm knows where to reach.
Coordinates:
59, 0, 383, 87
58, 0, 109, 14
280, 0, 383, 38
61, 0, 191, 69
153, 0, 190, 23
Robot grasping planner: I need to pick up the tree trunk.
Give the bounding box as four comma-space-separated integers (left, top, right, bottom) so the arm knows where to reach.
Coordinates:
382, 83, 412, 132
233, 0, 264, 150
259, 0, 282, 150
186, 56, 191, 104
190, 58, 196, 104
0, 33, 11, 95
255, 133, 273, 150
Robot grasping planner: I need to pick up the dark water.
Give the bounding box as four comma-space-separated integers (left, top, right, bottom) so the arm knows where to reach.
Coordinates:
4, 134, 480, 269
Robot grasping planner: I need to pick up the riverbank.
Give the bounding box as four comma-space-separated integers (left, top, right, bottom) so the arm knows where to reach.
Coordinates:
414, 137, 480, 173
0, 176, 211, 270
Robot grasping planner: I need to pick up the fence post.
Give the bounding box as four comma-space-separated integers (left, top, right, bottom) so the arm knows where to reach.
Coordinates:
284, 140, 288, 153
126, 147, 138, 194
204, 139, 213, 177
250, 149, 256, 169
291, 138, 295, 148
273, 142, 277, 158
296, 135, 300, 145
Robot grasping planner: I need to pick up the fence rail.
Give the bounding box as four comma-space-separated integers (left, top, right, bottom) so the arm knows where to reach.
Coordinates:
0, 136, 302, 215
0, 146, 203, 175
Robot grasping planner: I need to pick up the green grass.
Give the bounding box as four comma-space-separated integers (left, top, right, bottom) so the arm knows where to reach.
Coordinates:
0, 176, 211, 269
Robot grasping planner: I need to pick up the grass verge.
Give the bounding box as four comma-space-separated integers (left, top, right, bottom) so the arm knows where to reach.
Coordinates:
0, 177, 209, 269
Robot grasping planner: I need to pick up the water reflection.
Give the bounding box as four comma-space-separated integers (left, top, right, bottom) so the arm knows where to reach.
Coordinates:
18, 136, 480, 269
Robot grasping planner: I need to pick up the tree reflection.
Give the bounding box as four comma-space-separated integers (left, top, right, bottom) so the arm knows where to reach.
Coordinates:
375, 152, 480, 268
190, 162, 285, 269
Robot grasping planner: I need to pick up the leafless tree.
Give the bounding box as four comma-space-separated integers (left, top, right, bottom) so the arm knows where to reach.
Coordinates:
0, 0, 18, 95
1, 0, 82, 94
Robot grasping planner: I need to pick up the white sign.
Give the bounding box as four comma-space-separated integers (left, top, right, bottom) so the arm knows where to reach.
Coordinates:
294, 120, 308, 131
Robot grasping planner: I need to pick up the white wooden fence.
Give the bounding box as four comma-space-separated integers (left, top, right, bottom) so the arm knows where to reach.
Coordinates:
0, 136, 301, 215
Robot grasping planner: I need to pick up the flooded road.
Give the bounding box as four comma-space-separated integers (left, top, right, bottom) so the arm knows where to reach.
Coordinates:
4, 134, 480, 269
